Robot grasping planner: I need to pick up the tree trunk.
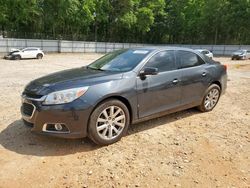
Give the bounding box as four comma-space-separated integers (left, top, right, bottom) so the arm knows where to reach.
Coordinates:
214, 27, 218, 45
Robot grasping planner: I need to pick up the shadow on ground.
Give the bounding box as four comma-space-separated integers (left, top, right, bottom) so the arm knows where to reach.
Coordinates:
0, 108, 199, 157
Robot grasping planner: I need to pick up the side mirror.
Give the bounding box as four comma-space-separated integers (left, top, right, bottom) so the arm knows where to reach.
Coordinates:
139, 67, 158, 76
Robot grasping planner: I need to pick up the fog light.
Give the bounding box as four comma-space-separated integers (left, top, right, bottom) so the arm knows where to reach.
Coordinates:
55, 123, 63, 131
43, 123, 70, 133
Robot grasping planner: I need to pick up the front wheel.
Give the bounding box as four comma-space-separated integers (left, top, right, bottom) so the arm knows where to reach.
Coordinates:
88, 99, 130, 145
198, 84, 221, 112
15, 55, 21, 60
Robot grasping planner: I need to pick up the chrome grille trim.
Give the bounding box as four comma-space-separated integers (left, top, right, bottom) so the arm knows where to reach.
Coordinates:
21, 94, 47, 102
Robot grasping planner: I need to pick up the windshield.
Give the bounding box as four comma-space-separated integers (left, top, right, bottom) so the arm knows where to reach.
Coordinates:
9, 51, 19, 55
236, 50, 245, 53
87, 49, 150, 72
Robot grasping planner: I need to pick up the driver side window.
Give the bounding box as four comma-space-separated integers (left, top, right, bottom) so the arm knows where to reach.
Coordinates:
145, 50, 176, 72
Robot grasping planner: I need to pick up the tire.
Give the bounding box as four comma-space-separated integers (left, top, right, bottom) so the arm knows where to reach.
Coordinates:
36, 53, 43, 59
22, 119, 34, 127
15, 55, 21, 60
88, 99, 130, 145
198, 84, 221, 112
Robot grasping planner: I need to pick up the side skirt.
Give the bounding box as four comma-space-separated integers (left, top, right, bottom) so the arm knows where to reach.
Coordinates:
132, 101, 200, 124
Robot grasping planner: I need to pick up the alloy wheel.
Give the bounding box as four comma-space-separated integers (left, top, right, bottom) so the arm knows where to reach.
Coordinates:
204, 88, 220, 110
96, 105, 126, 140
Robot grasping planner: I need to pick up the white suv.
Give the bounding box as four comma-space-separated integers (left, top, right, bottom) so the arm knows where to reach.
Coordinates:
195, 49, 213, 59
4, 47, 44, 60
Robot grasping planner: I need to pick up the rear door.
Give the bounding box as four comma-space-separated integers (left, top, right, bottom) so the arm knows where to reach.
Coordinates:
176, 50, 209, 105
136, 50, 182, 118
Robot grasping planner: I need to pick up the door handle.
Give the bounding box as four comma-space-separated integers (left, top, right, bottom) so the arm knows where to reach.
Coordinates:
202, 72, 207, 77
172, 79, 179, 84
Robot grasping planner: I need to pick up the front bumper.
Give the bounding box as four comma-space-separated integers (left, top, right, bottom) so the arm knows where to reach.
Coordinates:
4, 55, 12, 60
21, 97, 93, 138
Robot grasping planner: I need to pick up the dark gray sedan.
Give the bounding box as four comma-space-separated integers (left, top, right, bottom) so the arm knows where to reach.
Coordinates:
21, 47, 227, 145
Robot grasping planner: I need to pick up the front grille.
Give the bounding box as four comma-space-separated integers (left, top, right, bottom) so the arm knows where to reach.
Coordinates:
22, 103, 35, 117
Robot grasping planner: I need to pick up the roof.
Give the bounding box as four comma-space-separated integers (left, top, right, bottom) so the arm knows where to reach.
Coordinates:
131, 46, 195, 52
195, 49, 209, 51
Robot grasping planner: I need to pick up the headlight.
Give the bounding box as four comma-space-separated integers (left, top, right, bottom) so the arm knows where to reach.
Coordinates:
43, 86, 89, 105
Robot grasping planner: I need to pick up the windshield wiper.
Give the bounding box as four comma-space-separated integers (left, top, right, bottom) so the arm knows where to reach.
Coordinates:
87, 66, 105, 71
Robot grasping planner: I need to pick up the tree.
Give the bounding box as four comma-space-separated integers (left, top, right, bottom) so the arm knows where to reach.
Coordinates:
0, 0, 249, 44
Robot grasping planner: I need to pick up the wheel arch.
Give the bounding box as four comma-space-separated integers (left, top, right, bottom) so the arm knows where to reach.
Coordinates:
37, 53, 43, 57
88, 95, 133, 126
210, 80, 221, 89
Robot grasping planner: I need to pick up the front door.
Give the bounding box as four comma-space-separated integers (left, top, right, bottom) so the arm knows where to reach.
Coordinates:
21, 49, 32, 58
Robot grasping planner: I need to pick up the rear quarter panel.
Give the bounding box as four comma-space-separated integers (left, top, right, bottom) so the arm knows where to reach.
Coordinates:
206, 62, 227, 94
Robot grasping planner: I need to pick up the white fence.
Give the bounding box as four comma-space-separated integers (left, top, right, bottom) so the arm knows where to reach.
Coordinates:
0, 38, 249, 55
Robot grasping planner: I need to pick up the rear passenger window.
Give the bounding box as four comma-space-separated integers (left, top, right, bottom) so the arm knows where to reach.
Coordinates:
177, 51, 205, 69
145, 51, 176, 72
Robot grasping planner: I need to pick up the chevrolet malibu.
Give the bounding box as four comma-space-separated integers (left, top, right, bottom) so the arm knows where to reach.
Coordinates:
21, 47, 227, 145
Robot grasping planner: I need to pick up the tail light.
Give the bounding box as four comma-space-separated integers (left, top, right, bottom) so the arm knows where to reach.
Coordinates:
223, 64, 227, 71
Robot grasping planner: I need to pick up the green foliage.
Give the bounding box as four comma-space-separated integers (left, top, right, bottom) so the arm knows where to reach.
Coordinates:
136, 7, 154, 33
0, 0, 249, 44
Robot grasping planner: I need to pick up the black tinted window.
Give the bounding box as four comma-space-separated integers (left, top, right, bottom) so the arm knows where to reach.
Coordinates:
178, 51, 204, 69
24, 49, 37, 51
145, 51, 176, 72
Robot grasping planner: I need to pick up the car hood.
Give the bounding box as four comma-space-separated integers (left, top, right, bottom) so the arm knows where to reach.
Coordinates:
10, 48, 20, 52
24, 67, 123, 96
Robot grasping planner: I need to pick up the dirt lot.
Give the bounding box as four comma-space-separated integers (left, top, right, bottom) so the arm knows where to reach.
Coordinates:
0, 54, 249, 188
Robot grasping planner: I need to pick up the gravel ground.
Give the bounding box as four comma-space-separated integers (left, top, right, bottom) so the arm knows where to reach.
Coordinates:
0, 54, 249, 188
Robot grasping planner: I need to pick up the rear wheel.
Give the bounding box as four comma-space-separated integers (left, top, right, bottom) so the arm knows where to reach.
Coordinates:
88, 99, 130, 145
198, 84, 221, 112
36, 53, 43, 59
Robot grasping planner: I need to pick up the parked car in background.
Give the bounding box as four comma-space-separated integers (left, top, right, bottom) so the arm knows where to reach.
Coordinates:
231, 49, 250, 60
21, 47, 227, 145
195, 49, 213, 59
4, 47, 44, 60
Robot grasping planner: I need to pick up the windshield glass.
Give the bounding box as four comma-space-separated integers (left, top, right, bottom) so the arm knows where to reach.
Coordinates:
88, 49, 150, 72
236, 50, 245, 53
9, 51, 19, 55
